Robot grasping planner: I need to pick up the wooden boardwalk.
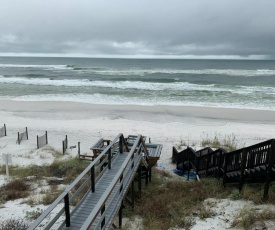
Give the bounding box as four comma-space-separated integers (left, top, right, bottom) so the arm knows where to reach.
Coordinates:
173, 139, 275, 199
28, 134, 162, 230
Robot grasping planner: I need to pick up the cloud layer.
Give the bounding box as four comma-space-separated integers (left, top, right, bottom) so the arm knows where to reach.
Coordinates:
1, 0, 274, 59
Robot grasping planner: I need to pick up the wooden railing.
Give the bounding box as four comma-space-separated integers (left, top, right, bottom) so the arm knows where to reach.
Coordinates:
172, 139, 275, 199
81, 134, 147, 229
27, 133, 130, 230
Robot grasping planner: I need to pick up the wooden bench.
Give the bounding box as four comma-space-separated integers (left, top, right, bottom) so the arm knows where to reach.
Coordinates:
146, 143, 163, 166
126, 135, 146, 146
78, 138, 110, 161
90, 138, 110, 159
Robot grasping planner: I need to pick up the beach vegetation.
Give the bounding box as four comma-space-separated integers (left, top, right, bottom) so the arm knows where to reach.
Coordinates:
201, 133, 237, 152
0, 218, 28, 230
25, 208, 44, 221
231, 206, 275, 230
0, 180, 29, 202
125, 171, 230, 230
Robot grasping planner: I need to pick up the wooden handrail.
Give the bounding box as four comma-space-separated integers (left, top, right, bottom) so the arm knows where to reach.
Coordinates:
27, 133, 127, 230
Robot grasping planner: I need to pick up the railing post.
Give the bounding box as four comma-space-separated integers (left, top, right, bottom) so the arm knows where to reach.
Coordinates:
45, 131, 48, 144
91, 165, 95, 192
17, 132, 20, 145
26, 127, 28, 140
222, 153, 228, 187
263, 140, 275, 200
239, 149, 248, 191
64, 194, 70, 227
119, 135, 123, 154
37, 135, 39, 149
108, 148, 111, 169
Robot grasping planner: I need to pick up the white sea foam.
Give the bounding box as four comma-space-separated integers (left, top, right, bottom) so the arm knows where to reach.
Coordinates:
1, 76, 275, 95
89, 68, 275, 77
0, 63, 71, 70
7, 93, 275, 111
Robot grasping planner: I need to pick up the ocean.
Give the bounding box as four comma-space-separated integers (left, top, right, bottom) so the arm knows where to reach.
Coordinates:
0, 56, 275, 111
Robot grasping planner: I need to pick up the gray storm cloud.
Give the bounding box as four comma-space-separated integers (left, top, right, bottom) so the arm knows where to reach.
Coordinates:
0, 0, 274, 59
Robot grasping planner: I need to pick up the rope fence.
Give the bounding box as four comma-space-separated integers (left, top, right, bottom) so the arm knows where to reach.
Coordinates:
37, 131, 48, 149
62, 135, 68, 154
17, 127, 28, 145
0, 124, 7, 138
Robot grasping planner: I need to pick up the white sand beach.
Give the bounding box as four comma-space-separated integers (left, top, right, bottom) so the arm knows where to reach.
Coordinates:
0, 99, 275, 229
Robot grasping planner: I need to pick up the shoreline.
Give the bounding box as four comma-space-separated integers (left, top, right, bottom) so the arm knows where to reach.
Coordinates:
0, 99, 275, 124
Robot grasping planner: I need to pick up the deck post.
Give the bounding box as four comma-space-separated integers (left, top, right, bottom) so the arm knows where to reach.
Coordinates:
46, 131, 48, 144
62, 140, 65, 155
119, 202, 123, 228
91, 165, 95, 192
26, 127, 28, 140
239, 148, 247, 191
64, 194, 70, 227
263, 140, 275, 200
138, 165, 142, 196
37, 135, 39, 149
17, 132, 20, 145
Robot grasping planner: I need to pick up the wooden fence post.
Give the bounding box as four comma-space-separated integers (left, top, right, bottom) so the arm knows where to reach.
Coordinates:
26, 127, 28, 140
78, 142, 80, 158
4, 124, 6, 136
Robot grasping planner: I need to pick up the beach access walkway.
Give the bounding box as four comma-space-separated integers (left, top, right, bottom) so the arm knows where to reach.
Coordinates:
173, 139, 275, 199
27, 134, 162, 230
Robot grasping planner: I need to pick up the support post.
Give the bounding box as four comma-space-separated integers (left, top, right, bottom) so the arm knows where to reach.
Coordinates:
26, 127, 28, 140
64, 194, 70, 227
91, 165, 95, 192
187, 150, 191, 181
45, 131, 48, 144
131, 181, 134, 209
17, 132, 20, 145
263, 140, 275, 200
222, 153, 228, 187
239, 149, 248, 191
119, 202, 123, 228
138, 165, 142, 196
149, 166, 152, 182
217, 150, 222, 179
145, 167, 149, 185
37, 135, 39, 149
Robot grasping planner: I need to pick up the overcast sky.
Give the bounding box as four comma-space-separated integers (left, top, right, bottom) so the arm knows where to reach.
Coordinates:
0, 0, 274, 59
